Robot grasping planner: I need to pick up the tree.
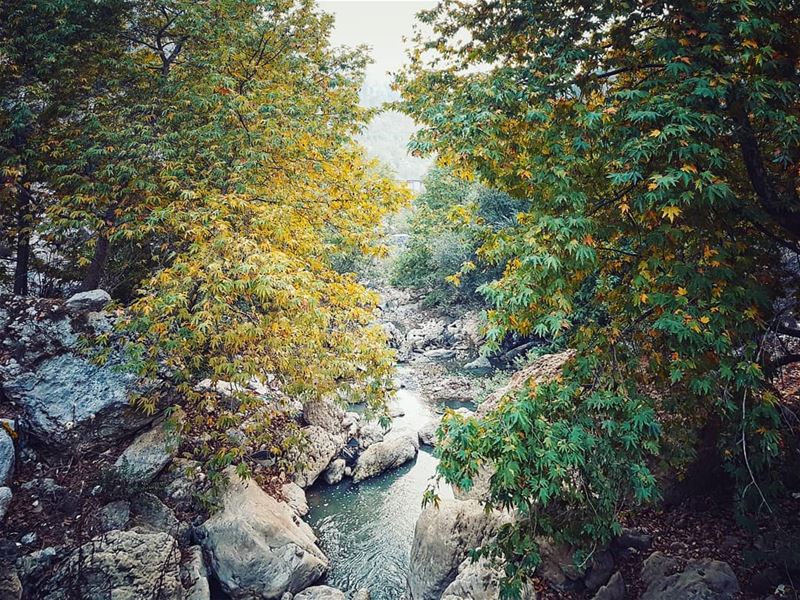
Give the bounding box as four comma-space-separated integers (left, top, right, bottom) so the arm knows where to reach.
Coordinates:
4, 0, 409, 480
400, 0, 799, 591
0, 0, 125, 294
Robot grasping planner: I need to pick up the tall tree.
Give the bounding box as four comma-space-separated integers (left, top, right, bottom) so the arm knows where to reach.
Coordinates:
400, 0, 799, 591
0, 0, 125, 294
42, 0, 409, 476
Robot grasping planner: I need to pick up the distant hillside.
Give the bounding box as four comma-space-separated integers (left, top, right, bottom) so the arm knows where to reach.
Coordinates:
358, 77, 432, 181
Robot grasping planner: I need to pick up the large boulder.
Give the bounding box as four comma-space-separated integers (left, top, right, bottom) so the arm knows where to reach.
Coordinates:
408, 500, 511, 600
282, 482, 309, 517
478, 350, 575, 417
592, 572, 625, 600
182, 546, 211, 600
113, 421, 179, 484
352, 433, 419, 483
356, 420, 387, 449
36, 529, 183, 600
0, 295, 156, 451
640, 554, 739, 600
294, 425, 342, 488
324, 458, 346, 485
199, 473, 328, 599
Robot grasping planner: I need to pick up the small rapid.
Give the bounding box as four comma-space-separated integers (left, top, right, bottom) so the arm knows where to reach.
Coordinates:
305, 368, 455, 598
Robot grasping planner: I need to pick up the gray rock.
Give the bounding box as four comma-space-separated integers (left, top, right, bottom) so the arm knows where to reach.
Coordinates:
353, 589, 370, 600
282, 482, 309, 517
129, 493, 181, 536
114, 421, 179, 484
0, 427, 14, 486
20, 533, 36, 545
294, 425, 342, 488
641, 551, 679, 586
294, 586, 346, 599
37, 529, 182, 600
95, 500, 131, 533
592, 572, 625, 600
423, 348, 457, 360
641, 555, 739, 600
353, 433, 419, 483
182, 545, 211, 600
303, 400, 346, 434
357, 421, 386, 449
0, 295, 155, 452
200, 473, 328, 599
3, 353, 151, 451
15, 546, 61, 588
616, 528, 652, 552
324, 458, 346, 485
408, 500, 511, 600
463, 356, 492, 371
417, 421, 438, 447
584, 550, 614, 591
64, 289, 111, 313
0, 487, 11, 521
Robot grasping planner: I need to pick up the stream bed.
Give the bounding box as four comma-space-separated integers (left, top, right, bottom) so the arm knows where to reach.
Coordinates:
305, 367, 455, 598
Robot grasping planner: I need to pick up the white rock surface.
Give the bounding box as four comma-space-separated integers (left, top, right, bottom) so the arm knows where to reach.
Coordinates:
200, 473, 328, 599
0, 486, 11, 521
352, 433, 419, 483
294, 425, 342, 488
408, 500, 511, 600
324, 458, 346, 485
0, 426, 14, 486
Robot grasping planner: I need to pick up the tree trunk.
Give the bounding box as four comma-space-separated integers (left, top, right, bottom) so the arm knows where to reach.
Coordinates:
81, 234, 110, 291
80, 205, 115, 291
13, 188, 32, 295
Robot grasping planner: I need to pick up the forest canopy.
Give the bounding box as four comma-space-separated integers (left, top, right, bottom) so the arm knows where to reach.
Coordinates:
398, 0, 800, 591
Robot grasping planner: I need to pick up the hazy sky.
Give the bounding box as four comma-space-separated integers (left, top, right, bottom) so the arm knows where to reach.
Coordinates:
318, 1, 436, 80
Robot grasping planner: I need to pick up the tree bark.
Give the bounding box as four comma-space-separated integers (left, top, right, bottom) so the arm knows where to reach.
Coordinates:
728, 90, 800, 241
13, 187, 32, 296
80, 205, 116, 291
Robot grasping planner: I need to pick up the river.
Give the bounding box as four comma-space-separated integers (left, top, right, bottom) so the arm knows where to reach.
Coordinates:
305, 366, 456, 598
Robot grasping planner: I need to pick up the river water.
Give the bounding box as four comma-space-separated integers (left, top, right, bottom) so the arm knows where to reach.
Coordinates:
305, 367, 455, 598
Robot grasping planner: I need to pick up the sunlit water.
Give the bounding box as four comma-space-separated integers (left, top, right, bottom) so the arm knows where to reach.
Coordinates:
305, 367, 456, 599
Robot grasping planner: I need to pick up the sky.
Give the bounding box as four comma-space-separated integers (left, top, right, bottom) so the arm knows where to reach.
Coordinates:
318, 1, 436, 81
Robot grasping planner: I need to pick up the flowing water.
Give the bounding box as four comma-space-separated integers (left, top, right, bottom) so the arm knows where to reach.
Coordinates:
305, 367, 455, 598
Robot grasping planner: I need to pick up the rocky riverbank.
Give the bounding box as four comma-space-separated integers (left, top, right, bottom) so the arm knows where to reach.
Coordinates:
0, 285, 491, 599
0, 288, 777, 600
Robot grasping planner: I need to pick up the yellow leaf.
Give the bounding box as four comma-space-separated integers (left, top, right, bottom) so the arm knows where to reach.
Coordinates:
661, 205, 681, 222
649, 129, 661, 138
677, 287, 688, 296
681, 164, 698, 174
743, 39, 758, 49
700, 315, 710, 324
640, 293, 649, 304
